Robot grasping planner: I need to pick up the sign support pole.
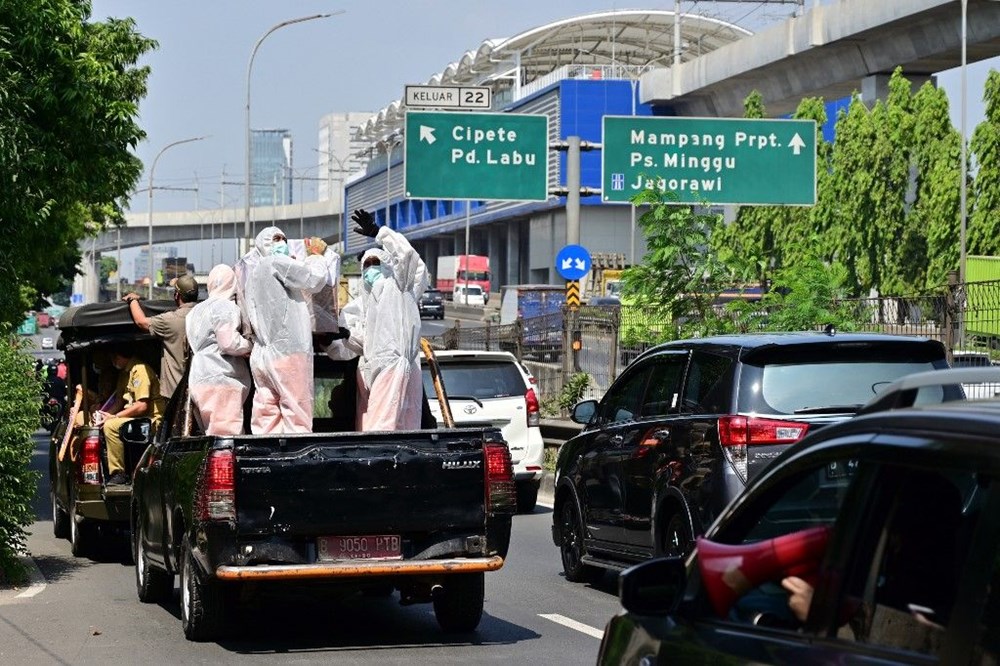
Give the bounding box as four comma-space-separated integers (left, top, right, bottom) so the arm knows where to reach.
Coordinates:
567, 136, 581, 247
464, 200, 471, 304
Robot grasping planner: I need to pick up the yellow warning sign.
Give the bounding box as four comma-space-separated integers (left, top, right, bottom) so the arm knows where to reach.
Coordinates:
566, 280, 581, 310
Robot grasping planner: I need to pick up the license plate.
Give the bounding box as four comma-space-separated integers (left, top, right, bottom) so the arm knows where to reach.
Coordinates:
317, 535, 402, 561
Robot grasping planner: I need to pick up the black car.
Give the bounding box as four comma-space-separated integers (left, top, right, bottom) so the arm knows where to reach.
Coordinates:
598, 398, 1000, 665
552, 332, 953, 581
419, 288, 445, 319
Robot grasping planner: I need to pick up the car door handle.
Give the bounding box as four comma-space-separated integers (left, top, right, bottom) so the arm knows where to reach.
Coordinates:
610, 435, 624, 445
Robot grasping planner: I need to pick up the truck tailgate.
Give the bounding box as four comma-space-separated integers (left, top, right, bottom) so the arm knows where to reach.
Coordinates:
233, 429, 490, 538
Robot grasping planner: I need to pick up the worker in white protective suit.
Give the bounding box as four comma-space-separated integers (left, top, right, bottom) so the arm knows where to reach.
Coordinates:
185, 264, 253, 435
243, 226, 331, 433
327, 210, 428, 430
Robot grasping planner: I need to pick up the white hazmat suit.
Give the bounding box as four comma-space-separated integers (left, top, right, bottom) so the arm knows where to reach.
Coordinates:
328, 226, 428, 431
243, 226, 330, 433
185, 264, 252, 435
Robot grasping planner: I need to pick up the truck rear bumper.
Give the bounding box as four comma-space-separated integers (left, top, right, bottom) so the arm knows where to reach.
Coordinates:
214, 555, 504, 581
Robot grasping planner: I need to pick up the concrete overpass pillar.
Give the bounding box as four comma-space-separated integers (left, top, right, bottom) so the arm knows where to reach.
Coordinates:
861, 73, 933, 107
486, 226, 506, 296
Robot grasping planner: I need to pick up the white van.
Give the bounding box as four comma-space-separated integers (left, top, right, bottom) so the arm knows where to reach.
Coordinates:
453, 284, 486, 306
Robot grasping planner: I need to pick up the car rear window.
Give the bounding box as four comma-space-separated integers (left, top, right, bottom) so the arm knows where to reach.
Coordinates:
423, 360, 526, 399
738, 342, 948, 415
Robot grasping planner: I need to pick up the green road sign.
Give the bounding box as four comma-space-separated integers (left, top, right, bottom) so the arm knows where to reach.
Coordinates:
602, 116, 816, 205
404, 111, 549, 201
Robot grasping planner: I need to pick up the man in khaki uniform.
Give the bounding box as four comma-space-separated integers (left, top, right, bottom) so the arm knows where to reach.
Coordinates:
123, 274, 199, 400
99, 350, 166, 485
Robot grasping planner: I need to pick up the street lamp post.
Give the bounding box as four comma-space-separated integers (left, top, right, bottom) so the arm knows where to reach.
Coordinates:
244, 12, 341, 245
313, 147, 350, 246
147, 136, 207, 299
383, 134, 402, 227
960, 0, 968, 285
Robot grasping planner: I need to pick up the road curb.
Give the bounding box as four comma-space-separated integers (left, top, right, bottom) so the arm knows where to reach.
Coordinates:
0, 554, 46, 604
539, 471, 555, 505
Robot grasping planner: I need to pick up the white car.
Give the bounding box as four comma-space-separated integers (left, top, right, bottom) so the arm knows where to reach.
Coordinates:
40, 336, 54, 350
453, 284, 486, 307
422, 350, 544, 513
951, 350, 1000, 399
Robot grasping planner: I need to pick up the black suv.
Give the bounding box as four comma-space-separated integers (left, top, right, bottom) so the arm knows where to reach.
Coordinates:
419, 288, 445, 320
552, 332, 952, 582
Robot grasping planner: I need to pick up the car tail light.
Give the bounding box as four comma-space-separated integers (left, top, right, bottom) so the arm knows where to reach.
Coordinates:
525, 388, 540, 427
717, 415, 810, 482
78, 435, 101, 485
484, 442, 516, 513
195, 449, 235, 522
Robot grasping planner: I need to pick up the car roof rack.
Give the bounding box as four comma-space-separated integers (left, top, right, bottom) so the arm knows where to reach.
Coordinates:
857, 367, 1000, 416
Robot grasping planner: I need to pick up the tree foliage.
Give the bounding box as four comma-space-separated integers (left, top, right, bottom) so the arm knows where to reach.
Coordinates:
969, 69, 1000, 257
0, 0, 156, 325
0, 331, 41, 583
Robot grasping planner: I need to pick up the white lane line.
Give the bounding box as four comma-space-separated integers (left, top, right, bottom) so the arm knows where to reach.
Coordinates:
14, 556, 46, 599
537, 499, 553, 509
539, 613, 605, 639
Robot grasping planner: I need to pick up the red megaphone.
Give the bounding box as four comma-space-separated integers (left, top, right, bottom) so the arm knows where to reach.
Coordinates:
697, 525, 831, 617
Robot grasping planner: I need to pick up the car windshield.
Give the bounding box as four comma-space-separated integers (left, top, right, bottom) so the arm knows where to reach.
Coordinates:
458, 286, 482, 295
423, 360, 525, 399
753, 360, 944, 413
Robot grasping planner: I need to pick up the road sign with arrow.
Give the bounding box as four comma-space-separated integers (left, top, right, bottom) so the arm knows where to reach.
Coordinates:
602, 116, 817, 205
556, 244, 592, 281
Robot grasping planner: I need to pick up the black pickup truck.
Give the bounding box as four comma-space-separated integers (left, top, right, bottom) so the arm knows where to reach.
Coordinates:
130, 353, 516, 641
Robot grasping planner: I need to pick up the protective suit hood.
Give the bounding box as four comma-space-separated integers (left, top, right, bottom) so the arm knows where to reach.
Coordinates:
255, 226, 285, 257
360, 248, 393, 293
207, 264, 237, 301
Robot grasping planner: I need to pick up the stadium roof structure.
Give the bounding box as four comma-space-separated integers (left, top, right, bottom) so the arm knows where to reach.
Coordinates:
355, 9, 751, 145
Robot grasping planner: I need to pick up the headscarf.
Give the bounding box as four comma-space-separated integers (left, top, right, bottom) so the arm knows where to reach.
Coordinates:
254, 226, 285, 258
207, 264, 237, 301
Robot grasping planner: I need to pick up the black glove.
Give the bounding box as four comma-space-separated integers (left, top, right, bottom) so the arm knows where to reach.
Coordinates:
351, 209, 379, 238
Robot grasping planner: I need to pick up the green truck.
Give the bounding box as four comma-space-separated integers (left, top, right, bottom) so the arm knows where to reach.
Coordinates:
17, 313, 38, 336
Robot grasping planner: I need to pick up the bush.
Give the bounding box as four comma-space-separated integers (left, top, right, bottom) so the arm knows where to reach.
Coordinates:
0, 330, 41, 584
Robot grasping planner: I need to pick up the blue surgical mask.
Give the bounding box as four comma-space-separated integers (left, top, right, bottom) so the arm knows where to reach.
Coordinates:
271, 241, 289, 257
363, 266, 383, 287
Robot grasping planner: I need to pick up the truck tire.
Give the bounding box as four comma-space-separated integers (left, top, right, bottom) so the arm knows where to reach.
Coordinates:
133, 512, 173, 603
180, 541, 227, 641
558, 500, 602, 584
51, 485, 69, 539
433, 572, 484, 633
69, 484, 97, 559
516, 481, 538, 514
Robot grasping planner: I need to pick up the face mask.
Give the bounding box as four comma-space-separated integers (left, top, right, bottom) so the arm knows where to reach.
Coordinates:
271, 241, 290, 257
363, 266, 383, 287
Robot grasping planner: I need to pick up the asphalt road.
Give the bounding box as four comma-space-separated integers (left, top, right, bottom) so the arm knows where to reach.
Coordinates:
0, 433, 621, 664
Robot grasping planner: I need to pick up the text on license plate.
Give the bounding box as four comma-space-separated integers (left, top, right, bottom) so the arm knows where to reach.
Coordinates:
317, 535, 402, 560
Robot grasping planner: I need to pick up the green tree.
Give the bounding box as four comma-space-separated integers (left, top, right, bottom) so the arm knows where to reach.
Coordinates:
912, 81, 962, 288
969, 69, 1000, 256
0, 331, 41, 583
0, 1, 156, 325
99, 256, 118, 284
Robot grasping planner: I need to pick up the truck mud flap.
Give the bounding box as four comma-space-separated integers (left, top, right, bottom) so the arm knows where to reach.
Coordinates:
214, 555, 504, 581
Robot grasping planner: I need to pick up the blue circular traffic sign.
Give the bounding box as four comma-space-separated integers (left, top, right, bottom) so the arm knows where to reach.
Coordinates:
555, 244, 592, 281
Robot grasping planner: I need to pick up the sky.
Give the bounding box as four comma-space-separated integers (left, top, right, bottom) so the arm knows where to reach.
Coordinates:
87, 0, 1000, 278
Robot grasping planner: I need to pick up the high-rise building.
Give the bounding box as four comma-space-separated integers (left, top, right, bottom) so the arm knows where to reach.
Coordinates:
250, 128, 293, 207
316, 112, 373, 209
134, 246, 178, 283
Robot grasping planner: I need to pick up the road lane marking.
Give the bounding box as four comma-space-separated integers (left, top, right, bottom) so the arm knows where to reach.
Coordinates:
539, 613, 604, 639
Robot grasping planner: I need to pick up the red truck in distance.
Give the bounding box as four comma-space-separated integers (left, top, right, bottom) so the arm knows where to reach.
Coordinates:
436, 255, 490, 302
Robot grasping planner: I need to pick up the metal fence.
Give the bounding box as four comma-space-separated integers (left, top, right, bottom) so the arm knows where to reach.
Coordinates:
426, 277, 1000, 402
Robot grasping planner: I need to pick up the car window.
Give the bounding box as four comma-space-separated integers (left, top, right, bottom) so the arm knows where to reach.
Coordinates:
702, 455, 862, 630
748, 360, 944, 414
423, 360, 526, 399
639, 356, 687, 418
597, 365, 653, 425
836, 467, 982, 658
682, 350, 733, 414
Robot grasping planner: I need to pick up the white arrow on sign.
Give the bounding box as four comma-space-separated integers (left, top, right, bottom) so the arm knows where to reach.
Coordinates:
789, 133, 806, 155
574, 258, 587, 271
561, 258, 574, 270
420, 125, 436, 145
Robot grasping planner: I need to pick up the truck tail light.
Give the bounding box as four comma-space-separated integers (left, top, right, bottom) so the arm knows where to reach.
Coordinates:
717, 415, 810, 482
78, 435, 102, 485
525, 388, 540, 427
195, 449, 235, 522
484, 442, 516, 513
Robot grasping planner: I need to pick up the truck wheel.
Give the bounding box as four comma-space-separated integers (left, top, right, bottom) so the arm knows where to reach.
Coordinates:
180, 541, 227, 641
69, 484, 97, 558
51, 485, 69, 539
433, 572, 485, 632
134, 513, 173, 603
516, 481, 538, 514
558, 500, 602, 584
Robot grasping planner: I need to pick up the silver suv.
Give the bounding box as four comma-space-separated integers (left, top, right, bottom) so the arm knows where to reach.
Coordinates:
422, 350, 544, 513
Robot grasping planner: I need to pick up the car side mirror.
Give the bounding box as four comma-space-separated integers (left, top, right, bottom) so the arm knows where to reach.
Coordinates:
119, 418, 152, 445
571, 399, 598, 424
619, 557, 687, 616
